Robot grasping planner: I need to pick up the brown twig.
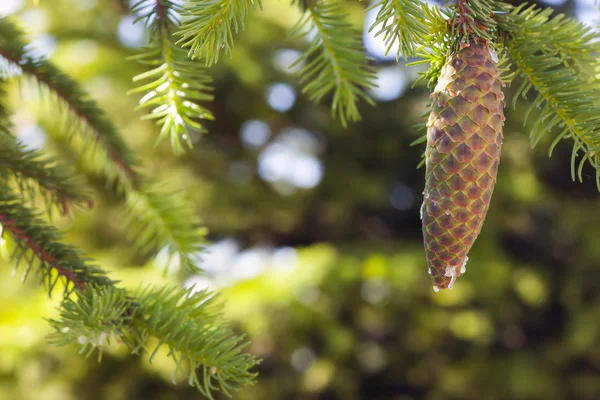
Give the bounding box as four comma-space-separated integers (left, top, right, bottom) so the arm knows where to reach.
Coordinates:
0, 214, 86, 290
452, 0, 489, 40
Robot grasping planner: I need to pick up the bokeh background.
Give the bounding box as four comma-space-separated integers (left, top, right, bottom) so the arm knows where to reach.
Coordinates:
1, 0, 600, 399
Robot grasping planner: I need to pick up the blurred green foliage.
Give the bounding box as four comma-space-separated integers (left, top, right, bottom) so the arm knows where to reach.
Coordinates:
1, 0, 600, 399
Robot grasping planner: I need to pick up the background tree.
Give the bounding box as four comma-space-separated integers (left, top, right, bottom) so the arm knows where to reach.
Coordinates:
1, 0, 599, 399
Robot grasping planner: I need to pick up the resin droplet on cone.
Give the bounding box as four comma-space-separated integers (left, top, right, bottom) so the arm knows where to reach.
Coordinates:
422, 41, 505, 291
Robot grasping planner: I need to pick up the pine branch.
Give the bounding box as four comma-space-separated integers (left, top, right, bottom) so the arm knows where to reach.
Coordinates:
48, 285, 258, 398
129, 0, 215, 155
404, 5, 451, 88
0, 83, 92, 214
122, 183, 207, 272
0, 11, 258, 397
0, 187, 114, 292
0, 17, 140, 185
48, 285, 132, 361
289, 0, 377, 127
176, 0, 263, 66
366, 0, 430, 59
450, 0, 496, 43
131, 285, 258, 398
0, 17, 207, 272
404, 0, 500, 89
0, 134, 94, 214
498, 5, 600, 189
36, 122, 208, 273
1, 186, 257, 396
496, 4, 600, 71
36, 100, 207, 274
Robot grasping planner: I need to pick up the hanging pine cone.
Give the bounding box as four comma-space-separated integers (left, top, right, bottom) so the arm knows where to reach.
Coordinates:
422, 40, 505, 291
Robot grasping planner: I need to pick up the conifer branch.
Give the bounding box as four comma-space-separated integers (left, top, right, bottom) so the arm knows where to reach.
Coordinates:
47, 285, 258, 398
122, 183, 207, 272
1, 177, 255, 398
0, 134, 93, 214
48, 285, 131, 360
129, 0, 215, 155
289, 0, 377, 126
37, 98, 207, 274
498, 5, 600, 189
450, 0, 496, 43
2, 200, 258, 395
0, 18, 140, 185
496, 4, 600, 71
0, 17, 208, 271
0, 85, 92, 214
38, 123, 207, 273
404, 5, 450, 88
366, 0, 430, 59
131, 285, 258, 398
0, 11, 258, 397
0, 188, 114, 292
176, 0, 263, 66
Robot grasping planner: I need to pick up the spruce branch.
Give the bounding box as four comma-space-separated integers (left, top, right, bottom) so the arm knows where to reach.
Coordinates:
0, 17, 140, 185
0, 11, 258, 397
122, 183, 207, 272
0, 134, 93, 215
47, 285, 131, 361
366, 0, 430, 59
405, 5, 451, 88
176, 0, 263, 66
0, 84, 92, 214
450, 0, 496, 43
129, 0, 215, 155
129, 45, 214, 154
1, 195, 258, 395
0, 188, 114, 292
289, 0, 377, 126
499, 5, 600, 189
48, 284, 258, 398
0, 17, 208, 271
39, 108, 207, 274
496, 4, 600, 71
131, 285, 258, 398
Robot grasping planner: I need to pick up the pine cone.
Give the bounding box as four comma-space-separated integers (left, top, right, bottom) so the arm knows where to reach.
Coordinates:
422, 41, 505, 291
